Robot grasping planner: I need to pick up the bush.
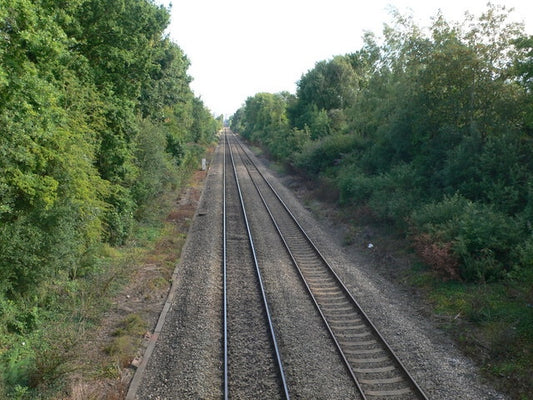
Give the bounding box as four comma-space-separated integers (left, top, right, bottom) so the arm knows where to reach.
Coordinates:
292, 134, 363, 176
267, 128, 309, 161
181, 143, 205, 172
412, 233, 461, 280
0, 215, 47, 296
338, 162, 424, 226
454, 202, 522, 281
366, 163, 423, 223
132, 120, 177, 207
0, 296, 37, 394
410, 195, 524, 282
103, 185, 135, 246
337, 166, 375, 205
514, 236, 533, 270
409, 193, 470, 236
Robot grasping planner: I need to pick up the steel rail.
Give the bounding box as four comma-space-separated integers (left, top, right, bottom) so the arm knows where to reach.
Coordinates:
224, 132, 291, 399
230, 132, 429, 400
222, 130, 229, 400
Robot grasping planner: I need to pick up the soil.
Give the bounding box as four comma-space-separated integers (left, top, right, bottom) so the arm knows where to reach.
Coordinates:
63, 169, 207, 400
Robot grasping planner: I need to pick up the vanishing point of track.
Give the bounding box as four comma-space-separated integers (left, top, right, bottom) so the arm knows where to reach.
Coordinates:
224, 129, 429, 400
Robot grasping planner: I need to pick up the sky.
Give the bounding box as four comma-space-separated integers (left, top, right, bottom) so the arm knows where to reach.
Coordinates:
154, 0, 533, 118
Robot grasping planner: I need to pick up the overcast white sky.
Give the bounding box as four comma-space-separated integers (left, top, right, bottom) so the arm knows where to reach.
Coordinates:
155, 0, 533, 118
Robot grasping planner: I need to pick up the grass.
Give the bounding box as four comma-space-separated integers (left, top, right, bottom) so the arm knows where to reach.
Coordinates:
0, 243, 133, 399
408, 265, 533, 399
104, 313, 147, 368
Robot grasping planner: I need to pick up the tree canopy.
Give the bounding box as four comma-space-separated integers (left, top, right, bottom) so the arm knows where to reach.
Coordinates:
0, 0, 220, 315
231, 5, 533, 284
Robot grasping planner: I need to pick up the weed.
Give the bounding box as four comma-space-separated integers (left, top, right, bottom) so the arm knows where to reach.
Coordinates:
97, 363, 122, 380
104, 336, 136, 368
112, 314, 147, 338
416, 276, 533, 398
146, 277, 169, 293
104, 314, 147, 369
342, 226, 359, 246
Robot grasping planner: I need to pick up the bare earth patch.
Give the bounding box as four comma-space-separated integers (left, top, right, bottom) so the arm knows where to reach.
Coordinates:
62, 169, 207, 400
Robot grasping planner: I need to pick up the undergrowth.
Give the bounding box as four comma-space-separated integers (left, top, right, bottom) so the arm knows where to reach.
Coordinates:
408, 261, 533, 399
0, 242, 138, 399
0, 149, 210, 399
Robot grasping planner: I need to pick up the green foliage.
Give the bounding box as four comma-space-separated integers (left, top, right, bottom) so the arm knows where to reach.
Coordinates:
302, 107, 331, 140
102, 185, 135, 246
140, 38, 191, 120
296, 56, 358, 112
235, 92, 303, 160
233, 4, 533, 285
410, 195, 525, 282
337, 165, 375, 205
419, 275, 533, 398
1, 0, 218, 395
338, 162, 423, 224
292, 134, 362, 176
453, 206, 520, 281
366, 163, 424, 224
515, 236, 533, 270
0, 295, 37, 393
132, 119, 176, 207
0, 0, 217, 291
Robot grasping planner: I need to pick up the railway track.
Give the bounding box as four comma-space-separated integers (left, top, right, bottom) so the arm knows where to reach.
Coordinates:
227, 131, 429, 400
223, 131, 290, 399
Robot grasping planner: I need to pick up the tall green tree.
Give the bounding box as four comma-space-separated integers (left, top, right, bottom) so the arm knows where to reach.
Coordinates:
292, 56, 358, 138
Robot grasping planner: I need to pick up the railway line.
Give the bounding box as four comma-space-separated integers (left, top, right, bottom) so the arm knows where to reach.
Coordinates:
223, 131, 290, 399
225, 130, 428, 400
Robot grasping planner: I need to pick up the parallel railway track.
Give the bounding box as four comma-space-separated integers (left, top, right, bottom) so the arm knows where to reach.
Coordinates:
223, 132, 290, 399
227, 131, 428, 400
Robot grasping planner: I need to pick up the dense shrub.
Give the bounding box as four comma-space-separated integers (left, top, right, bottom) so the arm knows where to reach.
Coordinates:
412, 233, 461, 280
292, 134, 363, 176
338, 163, 423, 225
454, 204, 523, 282
337, 166, 374, 205
132, 120, 177, 207
515, 236, 533, 270
366, 163, 424, 224
410, 195, 525, 282
0, 0, 221, 395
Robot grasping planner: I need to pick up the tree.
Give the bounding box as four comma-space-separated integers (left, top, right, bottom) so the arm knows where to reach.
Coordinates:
292, 56, 358, 137
0, 0, 107, 294
514, 35, 533, 133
